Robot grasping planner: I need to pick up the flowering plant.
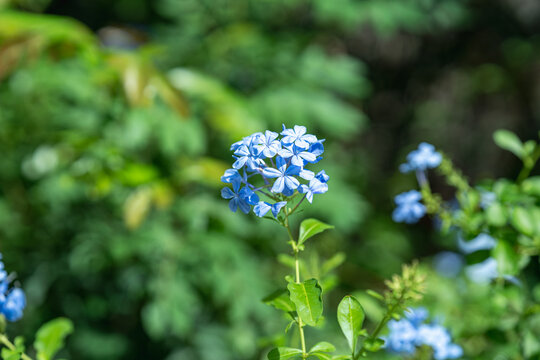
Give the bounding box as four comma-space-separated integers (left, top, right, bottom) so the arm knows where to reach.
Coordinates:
0, 255, 73, 360
393, 130, 540, 358
221, 126, 426, 359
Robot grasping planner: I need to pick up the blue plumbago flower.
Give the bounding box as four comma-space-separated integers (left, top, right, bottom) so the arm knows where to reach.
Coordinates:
221, 181, 253, 214
281, 125, 318, 149
262, 156, 301, 193
254, 201, 287, 218
299, 178, 328, 203
254, 130, 281, 158
400, 142, 442, 173
392, 190, 426, 224
383, 307, 462, 360
0, 255, 26, 322
315, 170, 329, 183
221, 125, 328, 217
458, 233, 496, 254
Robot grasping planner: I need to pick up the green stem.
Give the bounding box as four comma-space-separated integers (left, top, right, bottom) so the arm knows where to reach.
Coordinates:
0, 334, 33, 360
354, 294, 404, 359
283, 215, 307, 358
517, 145, 540, 184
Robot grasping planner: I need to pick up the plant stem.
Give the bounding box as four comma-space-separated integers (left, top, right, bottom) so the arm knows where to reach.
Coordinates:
283, 215, 307, 358
354, 294, 404, 360
0, 334, 33, 360
517, 145, 540, 184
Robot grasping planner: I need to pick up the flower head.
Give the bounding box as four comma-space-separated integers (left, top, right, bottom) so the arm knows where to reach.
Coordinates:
384, 308, 462, 360
392, 190, 426, 224
220, 125, 328, 217
0, 255, 26, 322
400, 142, 442, 173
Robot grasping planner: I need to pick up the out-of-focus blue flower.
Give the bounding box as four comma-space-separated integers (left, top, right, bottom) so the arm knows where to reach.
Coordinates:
0, 255, 26, 322
384, 308, 462, 360
405, 307, 429, 327
221, 125, 328, 216
281, 125, 317, 149
433, 252, 464, 278
400, 142, 442, 173
458, 233, 496, 254
479, 190, 496, 209
262, 156, 301, 193
392, 190, 426, 224
221, 181, 252, 214
254, 201, 287, 218
299, 178, 328, 203
465, 257, 498, 283
1, 288, 26, 322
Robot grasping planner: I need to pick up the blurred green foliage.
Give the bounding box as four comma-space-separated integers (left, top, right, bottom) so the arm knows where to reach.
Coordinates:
0, 0, 539, 359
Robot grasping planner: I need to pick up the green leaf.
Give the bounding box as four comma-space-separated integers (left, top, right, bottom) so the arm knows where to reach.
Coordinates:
363, 338, 385, 352
511, 207, 535, 236
493, 240, 519, 276
485, 202, 507, 226
522, 176, 540, 196
310, 353, 332, 360
493, 130, 524, 158
321, 252, 346, 275
298, 219, 334, 246
331, 356, 352, 360
267, 347, 303, 360
337, 295, 365, 353
287, 279, 323, 326
493, 129, 524, 159
263, 289, 296, 312
309, 341, 336, 353
34, 318, 74, 360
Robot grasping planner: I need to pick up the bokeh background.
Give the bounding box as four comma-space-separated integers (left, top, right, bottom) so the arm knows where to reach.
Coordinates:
0, 0, 539, 359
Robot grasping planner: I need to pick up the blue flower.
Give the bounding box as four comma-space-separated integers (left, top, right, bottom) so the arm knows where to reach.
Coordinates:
384, 308, 462, 360
254, 201, 287, 218
262, 156, 301, 193
299, 178, 328, 203
281, 125, 317, 149
458, 233, 496, 254
392, 190, 426, 224
0, 255, 26, 322
222, 126, 329, 215
233, 144, 263, 171
1, 288, 26, 322
254, 130, 281, 158
221, 169, 243, 184
465, 257, 498, 283
315, 170, 329, 183
400, 142, 442, 173
278, 145, 317, 167
221, 181, 252, 214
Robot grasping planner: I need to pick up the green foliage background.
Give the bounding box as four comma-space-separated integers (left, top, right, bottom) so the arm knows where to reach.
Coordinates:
0, 0, 539, 359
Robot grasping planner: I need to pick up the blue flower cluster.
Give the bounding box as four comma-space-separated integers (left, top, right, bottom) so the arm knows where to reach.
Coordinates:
221, 125, 329, 218
392, 190, 426, 224
393, 142, 442, 224
384, 307, 463, 360
0, 255, 26, 322
399, 142, 442, 173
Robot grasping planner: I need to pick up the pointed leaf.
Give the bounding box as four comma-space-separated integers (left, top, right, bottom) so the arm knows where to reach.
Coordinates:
263, 289, 296, 312
287, 279, 323, 326
34, 318, 74, 360
331, 356, 352, 360
267, 347, 303, 360
493, 130, 524, 159
298, 218, 334, 246
337, 295, 365, 353
309, 341, 336, 353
